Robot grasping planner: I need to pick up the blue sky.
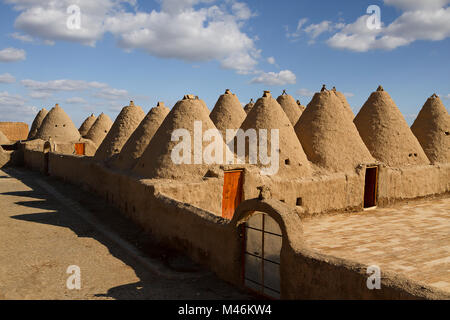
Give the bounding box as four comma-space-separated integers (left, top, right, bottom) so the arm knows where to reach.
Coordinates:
0, 0, 449, 127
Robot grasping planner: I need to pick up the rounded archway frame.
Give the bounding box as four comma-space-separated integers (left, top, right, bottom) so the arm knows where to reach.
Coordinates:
229, 198, 304, 255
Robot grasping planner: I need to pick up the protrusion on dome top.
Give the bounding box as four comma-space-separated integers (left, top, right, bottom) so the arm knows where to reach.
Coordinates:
157, 101, 165, 107
282, 89, 287, 95
296, 99, 301, 105
195, 95, 199, 100
55, 103, 59, 107
129, 100, 135, 107
183, 94, 196, 100
263, 90, 271, 98
377, 85, 384, 92
225, 89, 232, 94
250, 98, 254, 103
321, 84, 327, 92
431, 93, 438, 98
332, 86, 336, 92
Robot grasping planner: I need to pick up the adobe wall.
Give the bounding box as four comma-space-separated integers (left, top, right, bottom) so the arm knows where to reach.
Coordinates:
23, 149, 46, 173
0, 122, 29, 141
378, 164, 450, 205
16, 151, 450, 299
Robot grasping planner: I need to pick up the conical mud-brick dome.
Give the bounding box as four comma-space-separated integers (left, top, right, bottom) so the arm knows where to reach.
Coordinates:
79, 114, 96, 137
296, 100, 305, 113
277, 90, 302, 125
28, 108, 48, 140
295, 89, 374, 172
239, 91, 312, 177
133, 95, 229, 180
94, 101, 145, 162
0, 130, 10, 145
244, 99, 254, 114
35, 104, 81, 141
411, 94, 450, 163
113, 102, 170, 170
354, 86, 429, 166
85, 113, 113, 146
332, 87, 355, 120
210, 89, 246, 139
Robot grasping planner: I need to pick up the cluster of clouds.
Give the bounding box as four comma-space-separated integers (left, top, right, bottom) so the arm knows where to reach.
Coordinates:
288, 0, 450, 52
2, 0, 298, 85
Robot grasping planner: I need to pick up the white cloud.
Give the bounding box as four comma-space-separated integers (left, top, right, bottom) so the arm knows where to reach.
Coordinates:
66, 97, 87, 104
267, 56, 275, 64
10, 32, 34, 42
6, 0, 259, 74
304, 21, 335, 39
0, 73, 16, 83
326, 2, 450, 52
251, 70, 296, 86
0, 91, 37, 122
441, 93, 450, 100
296, 88, 315, 97
29, 91, 52, 99
343, 92, 355, 98
94, 87, 128, 100
21, 79, 99, 92
0, 47, 26, 62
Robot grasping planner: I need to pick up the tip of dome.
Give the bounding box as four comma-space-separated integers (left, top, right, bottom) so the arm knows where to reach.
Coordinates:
430, 93, 439, 99
332, 86, 337, 92
263, 90, 271, 98
250, 98, 254, 103
377, 85, 384, 92
296, 100, 301, 105
55, 103, 60, 108
129, 100, 135, 107
157, 101, 165, 107
224, 89, 232, 94
183, 94, 196, 100
321, 84, 327, 92
281, 89, 287, 95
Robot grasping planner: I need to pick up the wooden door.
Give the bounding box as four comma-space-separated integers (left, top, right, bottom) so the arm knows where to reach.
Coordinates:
221, 170, 243, 219
74, 143, 85, 156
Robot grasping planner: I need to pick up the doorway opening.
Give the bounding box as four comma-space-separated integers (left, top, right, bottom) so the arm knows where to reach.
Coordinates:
363, 166, 378, 208
221, 170, 244, 220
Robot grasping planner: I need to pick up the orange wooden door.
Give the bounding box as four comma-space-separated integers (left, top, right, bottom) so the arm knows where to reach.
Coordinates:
222, 170, 244, 219
74, 143, 85, 155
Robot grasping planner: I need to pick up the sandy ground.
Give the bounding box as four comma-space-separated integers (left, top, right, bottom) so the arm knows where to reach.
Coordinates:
0, 167, 253, 300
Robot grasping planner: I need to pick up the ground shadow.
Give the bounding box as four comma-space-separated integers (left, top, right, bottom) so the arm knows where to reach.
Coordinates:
2, 167, 251, 300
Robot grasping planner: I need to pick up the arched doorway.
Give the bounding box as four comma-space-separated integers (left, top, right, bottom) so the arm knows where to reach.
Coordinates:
243, 212, 281, 299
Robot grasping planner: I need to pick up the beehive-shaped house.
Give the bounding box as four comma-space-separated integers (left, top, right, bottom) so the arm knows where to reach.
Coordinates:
133, 95, 229, 180
333, 88, 355, 120
411, 94, 450, 163
28, 108, 48, 140
277, 91, 302, 126
244, 99, 254, 114
94, 101, 145, 162
113, 102, 170, 170
296, 100, 305, 113
295, 89, 374, 173
210, 89, 246, 139
85, 113, 113, 147
239, 91, 312, 177
79, 114, 96, 137
35, 104, 81, 141
354, 86, 429, 167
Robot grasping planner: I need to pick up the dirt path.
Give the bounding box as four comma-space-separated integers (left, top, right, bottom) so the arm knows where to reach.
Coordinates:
0, 168, 252, 300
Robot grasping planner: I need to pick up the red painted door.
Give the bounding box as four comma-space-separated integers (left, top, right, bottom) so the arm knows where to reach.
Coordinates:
222, 170, 243, 219
74, 143, 85, 155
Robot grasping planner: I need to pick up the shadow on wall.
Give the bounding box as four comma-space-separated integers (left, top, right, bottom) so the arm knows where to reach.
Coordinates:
2, 167, 250, 300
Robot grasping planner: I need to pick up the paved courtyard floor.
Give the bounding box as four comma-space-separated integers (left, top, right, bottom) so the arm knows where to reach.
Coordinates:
303, 197, 450, 294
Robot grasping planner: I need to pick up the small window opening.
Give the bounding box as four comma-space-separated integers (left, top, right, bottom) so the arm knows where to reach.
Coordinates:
296, 197, 302, 206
